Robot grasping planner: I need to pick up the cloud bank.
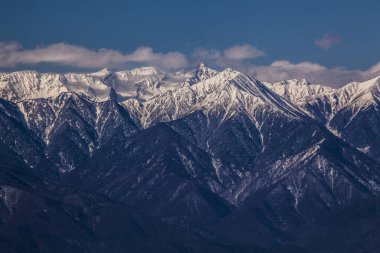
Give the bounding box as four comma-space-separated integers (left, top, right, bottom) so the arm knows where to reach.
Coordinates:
224, 44, 265, 60
0, 42, 188, 70
1, 41, 379, 88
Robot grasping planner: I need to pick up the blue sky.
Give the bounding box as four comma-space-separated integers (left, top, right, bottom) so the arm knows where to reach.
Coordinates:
0, 0, 379, 86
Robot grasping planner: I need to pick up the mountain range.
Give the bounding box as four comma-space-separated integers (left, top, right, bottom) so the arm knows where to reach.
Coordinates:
0, 63, 379, 252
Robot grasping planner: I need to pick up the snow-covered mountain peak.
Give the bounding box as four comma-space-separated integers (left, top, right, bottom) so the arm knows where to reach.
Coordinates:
0, 71, 69, 102
209, 68, 272, 97
264, 76, 380, 122
265, 79, 333, 101
337, 76, 380, 110
190, 67, 253, 94
340, 75, 380, 94
197, 62, 207, 68
363, 75, 380, 89
298, 78, 309, 85
1, 67, 379, 124
196, 62, 218, 74
186, 62, 219, 85
90, 68, 113, 77
133, 66, 304, 128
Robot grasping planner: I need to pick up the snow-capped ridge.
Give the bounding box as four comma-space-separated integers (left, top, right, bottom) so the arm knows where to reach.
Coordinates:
266, 75, 380, 120
339, 76, 380, 110
339, 75, 380, 95
90, 68, 112, 77
1, 67, 379, 126
133, 66, 307, 128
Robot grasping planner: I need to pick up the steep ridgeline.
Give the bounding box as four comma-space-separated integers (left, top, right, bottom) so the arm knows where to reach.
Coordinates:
0, 64, 380, 252
266, 77, 380, 162
0, 138, 274, 253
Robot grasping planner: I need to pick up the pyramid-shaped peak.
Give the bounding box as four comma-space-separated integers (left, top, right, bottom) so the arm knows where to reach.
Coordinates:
195, 62, 215, 73
298, 78, 310, 85
187, 63, 219, 85
196, 62, 207, 69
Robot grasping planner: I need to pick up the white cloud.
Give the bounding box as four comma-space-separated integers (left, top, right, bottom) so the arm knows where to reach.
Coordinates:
314, 34, 342, 49
223, 44, 265, 60
0, 41, 188, 70
123, 47, 188, 69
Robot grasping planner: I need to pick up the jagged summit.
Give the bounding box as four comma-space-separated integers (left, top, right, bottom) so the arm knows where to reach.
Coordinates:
187, 62, 219, 85
134, 66, 306, 128
197, 62, 207, 68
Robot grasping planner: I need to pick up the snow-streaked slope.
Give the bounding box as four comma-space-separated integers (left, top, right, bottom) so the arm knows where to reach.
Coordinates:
265, 76, 380, 121
111, 67, 190, 102
186, 62, 219, 85
1, 65, 379, 135
327, 77, 380, 161
0, 68, 171, 103
128, 68, 305, 128
0, 71, 69, 102
1, 65, 378, 122
339, 76, 380, 110
264, 79, 334, 103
